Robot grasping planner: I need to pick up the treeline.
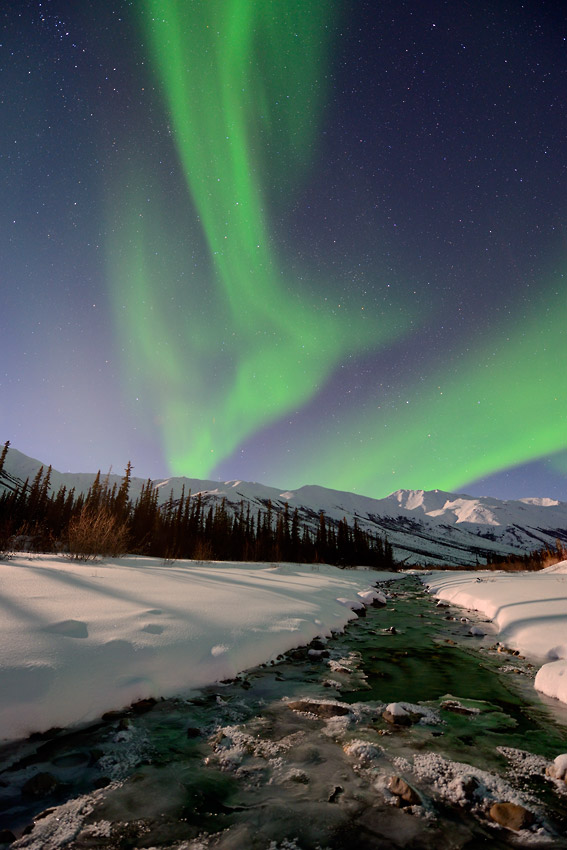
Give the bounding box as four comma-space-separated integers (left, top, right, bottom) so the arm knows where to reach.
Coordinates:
484, 542, 567, 572
0, 447, 396, 569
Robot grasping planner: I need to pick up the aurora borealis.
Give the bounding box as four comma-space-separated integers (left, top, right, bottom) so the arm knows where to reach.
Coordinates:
108, 0, 410, 478
2, 0, 566, 500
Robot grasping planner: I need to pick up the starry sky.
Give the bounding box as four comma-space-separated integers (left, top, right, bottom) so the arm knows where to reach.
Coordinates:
2, 0, 566, 501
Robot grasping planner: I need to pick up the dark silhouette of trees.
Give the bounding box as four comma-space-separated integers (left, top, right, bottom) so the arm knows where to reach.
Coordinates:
0, 460, 397, 568
0, 441, 9, 476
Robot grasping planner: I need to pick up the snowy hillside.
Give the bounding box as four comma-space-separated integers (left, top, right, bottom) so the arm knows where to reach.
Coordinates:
2, 445, 566, 566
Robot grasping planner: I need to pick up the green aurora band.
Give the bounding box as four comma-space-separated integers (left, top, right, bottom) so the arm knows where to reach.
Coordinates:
107, 0, 411, 478
106, 1, 565, 495
265, 283, 567, 495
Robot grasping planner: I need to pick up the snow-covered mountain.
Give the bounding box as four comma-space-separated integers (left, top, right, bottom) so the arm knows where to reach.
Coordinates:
1, 445, 566, 566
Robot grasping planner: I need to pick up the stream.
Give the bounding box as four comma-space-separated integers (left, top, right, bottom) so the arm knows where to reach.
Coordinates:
1, 576, 567, 849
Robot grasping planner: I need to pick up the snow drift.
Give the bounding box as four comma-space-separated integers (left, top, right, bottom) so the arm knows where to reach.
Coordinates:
0, 554, 397, 742
422, 561, 567, 709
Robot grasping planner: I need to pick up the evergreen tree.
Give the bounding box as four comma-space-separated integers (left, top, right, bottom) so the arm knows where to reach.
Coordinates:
86, 471, 103, 510
114, 461, 133, 520
0, 440, 9, 477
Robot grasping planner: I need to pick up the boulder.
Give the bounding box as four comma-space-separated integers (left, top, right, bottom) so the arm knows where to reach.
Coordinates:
382, 702, 412, 726
130, 697, 157, 714
307, 648, 330, 660
382, 709, 411, 726
372, 595, 387, 608
447, 773, 481, 806
388, 775, 421, 806
489, 802, 534, 831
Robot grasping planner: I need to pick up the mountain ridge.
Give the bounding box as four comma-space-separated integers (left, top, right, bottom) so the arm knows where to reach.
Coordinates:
1, 445, 566, 567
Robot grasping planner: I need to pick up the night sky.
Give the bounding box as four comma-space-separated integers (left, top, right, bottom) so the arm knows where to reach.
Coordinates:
2, 0, 566, 501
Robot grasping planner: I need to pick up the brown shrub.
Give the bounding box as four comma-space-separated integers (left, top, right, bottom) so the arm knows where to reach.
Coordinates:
66, 506, 130, 560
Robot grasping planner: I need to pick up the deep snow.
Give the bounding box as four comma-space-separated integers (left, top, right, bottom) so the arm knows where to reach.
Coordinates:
421, 560, 567, 708
0, 555, 398, 742
2, 552, 567, 747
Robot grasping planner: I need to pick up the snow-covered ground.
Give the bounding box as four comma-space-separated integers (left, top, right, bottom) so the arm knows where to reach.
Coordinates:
421, 561, 567, 708
0, 555, 398, 742
3, 552, 567, 747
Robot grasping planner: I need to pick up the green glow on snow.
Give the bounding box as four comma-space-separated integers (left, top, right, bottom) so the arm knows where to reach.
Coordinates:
106, 0, 411, 477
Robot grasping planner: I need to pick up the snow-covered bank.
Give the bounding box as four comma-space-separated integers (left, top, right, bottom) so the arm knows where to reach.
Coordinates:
421, 561, 567, 707
0, 555, 399, 742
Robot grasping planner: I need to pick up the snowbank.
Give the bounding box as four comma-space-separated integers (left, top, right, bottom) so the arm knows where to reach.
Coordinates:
422, 561, 567, 707
0, 555, 398, 741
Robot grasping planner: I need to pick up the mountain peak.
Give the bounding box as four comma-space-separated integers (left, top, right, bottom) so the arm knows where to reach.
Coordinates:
1, 445, 566, 567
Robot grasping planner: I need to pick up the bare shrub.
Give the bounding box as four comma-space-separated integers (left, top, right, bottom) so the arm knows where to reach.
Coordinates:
0, 541, 14, 561
0, 521, 14, 560
66, 506, 130, 561
192, 539, 213, 562
162, 548, 178, 565
0, 522, 35, 560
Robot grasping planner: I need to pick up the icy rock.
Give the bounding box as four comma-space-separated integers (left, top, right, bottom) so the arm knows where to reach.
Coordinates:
385, 702, 409, 717
337, 597, 366, 617
488, 801, 534, 831
287, 700, 350, 718
357, 589, 387, 607
382, 701, 434, 726
446, 774, 480, 806
383, 709, 411, 726
388, 775, 421, 806
343, 739, 383, 766
441, 699, 480, 716
285, 769, 309, 784
307, 648, 330, 660
130, 697, 157, 714
546, 753, 567, 781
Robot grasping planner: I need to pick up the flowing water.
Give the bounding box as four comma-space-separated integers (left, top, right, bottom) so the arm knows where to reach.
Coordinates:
1, 576, 567, 849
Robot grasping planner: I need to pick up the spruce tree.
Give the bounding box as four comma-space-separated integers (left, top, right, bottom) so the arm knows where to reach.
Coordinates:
0, 440, 9, 477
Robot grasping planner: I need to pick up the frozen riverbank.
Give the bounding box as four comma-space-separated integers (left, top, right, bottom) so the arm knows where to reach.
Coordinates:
3, 576, 567, 849
421, 562, 567, 707
0, 555, 398, 742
